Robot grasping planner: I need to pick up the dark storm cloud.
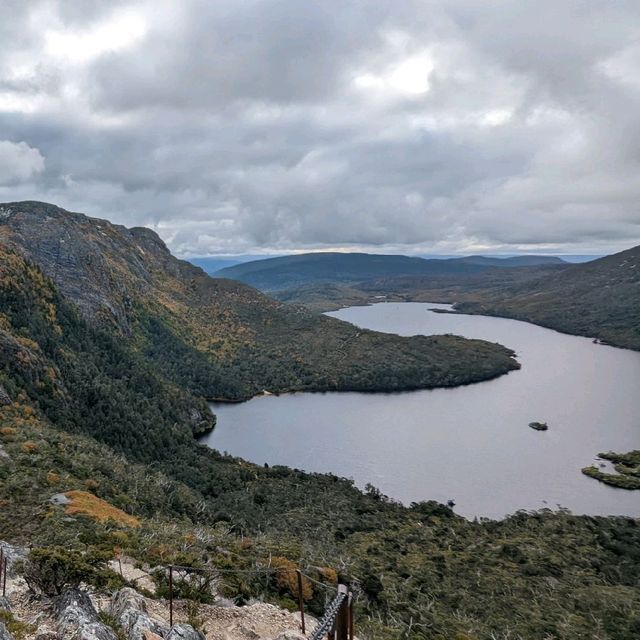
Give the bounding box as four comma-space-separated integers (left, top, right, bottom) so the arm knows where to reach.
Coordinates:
0, 0, 639, 256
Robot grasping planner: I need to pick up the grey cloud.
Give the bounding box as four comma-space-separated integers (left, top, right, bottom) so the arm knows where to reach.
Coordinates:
0, 140, 45, 185
0, 0, 639, 256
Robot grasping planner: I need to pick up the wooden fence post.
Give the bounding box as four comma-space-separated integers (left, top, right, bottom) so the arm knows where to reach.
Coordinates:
296, 570, 306, 634
336, 585, 349, 640
169, 565, 174, 627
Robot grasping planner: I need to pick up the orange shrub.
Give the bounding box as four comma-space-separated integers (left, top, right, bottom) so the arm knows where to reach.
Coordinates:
318, 567, 338, 584
272, 557, 312, 601
22, 441, 38, 454
64, 490, 140, 528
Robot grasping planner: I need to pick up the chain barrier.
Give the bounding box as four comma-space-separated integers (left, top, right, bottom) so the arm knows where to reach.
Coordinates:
308, 587, 348, 640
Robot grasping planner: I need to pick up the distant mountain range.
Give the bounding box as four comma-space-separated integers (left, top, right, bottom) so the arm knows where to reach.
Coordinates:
213, 251, 567, 291
189, 255, 278, 274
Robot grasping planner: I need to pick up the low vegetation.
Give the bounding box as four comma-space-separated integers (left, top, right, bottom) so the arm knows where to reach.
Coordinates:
3, 407, 640, 639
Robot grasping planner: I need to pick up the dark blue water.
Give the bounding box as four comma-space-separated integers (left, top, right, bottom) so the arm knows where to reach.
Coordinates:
201, 303, 640, 519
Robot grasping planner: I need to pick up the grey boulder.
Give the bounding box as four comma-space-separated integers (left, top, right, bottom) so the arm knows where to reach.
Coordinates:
109, 588, 168, 640
0, 621, 14, 640
166, 623, 204, 640
56, 589, 117, 640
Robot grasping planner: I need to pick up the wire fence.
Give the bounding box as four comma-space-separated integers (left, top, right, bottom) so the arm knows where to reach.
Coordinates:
136, 560, 355, 640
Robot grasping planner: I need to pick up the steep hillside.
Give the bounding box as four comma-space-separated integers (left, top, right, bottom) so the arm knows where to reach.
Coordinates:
0, 202, 518, 399
215, 251, 565, 292
3, 389, 640, 640
455, 245, 640, 350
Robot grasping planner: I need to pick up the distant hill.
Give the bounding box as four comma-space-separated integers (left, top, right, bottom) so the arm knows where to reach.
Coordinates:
456, 245, 640, 350
215, 251, 566, 291
189, 255, 279, 274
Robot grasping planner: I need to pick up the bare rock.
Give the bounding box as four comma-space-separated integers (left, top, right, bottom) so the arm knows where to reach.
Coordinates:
109, 588, 168, 640
273, 633, 306, 640
0, 385, 11, 406
0, 596, 10, 612
109, 588, 148, 618
166, 623, 204, 640
56, 589, 117, 640
0, 621, 14, 640
0, 542, 28, 577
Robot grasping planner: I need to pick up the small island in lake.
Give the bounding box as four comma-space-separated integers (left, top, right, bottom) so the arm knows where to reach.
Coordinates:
529, 421, 549, 431
582, 450, 640, 490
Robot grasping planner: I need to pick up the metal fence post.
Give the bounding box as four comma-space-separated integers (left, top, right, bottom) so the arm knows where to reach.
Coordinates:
296, 570, 306, 634
2, 557, 7, 598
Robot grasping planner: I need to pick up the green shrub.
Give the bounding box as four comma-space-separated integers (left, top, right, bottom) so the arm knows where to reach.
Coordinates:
23, 546, 117, 596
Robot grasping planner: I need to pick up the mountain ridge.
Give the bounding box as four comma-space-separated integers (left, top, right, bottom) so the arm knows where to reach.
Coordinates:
214, 251, 567, 291
0, 201, 519, 402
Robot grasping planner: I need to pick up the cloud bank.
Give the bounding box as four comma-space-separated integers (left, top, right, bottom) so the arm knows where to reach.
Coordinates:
1, 0, 639, 256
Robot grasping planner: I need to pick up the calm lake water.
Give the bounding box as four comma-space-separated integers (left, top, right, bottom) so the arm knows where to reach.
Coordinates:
202, 303, 640, 519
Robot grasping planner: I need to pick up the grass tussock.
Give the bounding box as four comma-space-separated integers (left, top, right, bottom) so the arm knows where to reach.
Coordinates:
65, 490, 140, 528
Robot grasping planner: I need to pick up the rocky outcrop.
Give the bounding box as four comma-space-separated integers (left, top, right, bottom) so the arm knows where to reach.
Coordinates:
0, 542, 27, 578
0, 385, 11, 406
0, 621, 14, 640
56, 589, 116, 640
166, 623, 204, 640
109, 588, 168, 640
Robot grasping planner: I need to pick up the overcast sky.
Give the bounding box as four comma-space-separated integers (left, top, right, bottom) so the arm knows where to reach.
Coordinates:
1, 1, 639, 257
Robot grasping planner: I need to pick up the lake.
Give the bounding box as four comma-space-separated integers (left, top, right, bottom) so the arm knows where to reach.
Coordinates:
201, 303, 640, 519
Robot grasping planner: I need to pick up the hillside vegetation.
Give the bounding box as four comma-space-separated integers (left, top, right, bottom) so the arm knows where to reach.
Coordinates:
3, 388, 640, 640
270, 265, 568, 312
0, 202, 518, 401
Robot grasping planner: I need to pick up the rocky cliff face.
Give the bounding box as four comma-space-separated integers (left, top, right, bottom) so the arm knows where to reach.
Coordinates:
0, 202, 207, 334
